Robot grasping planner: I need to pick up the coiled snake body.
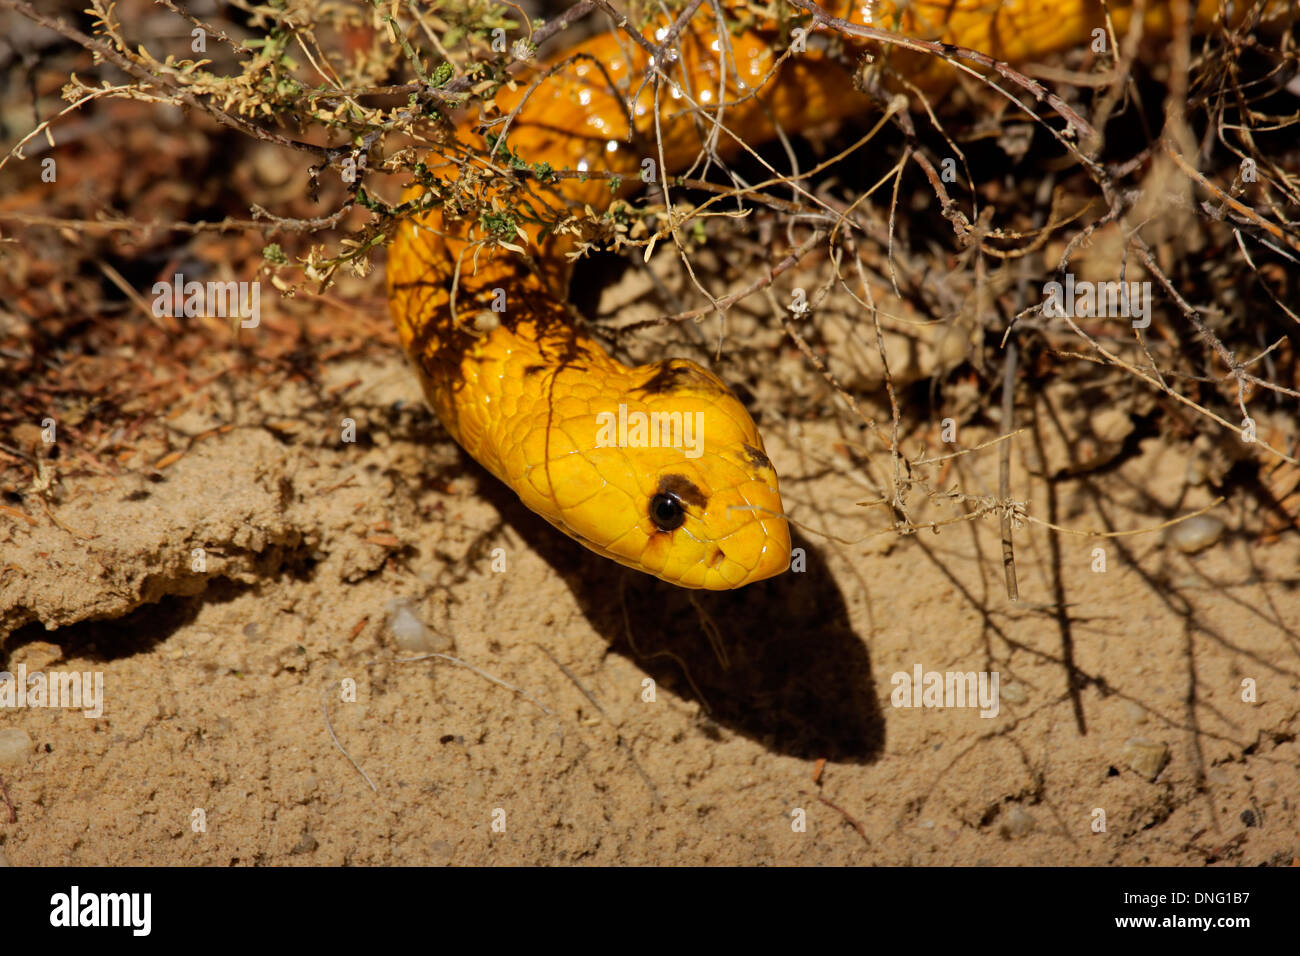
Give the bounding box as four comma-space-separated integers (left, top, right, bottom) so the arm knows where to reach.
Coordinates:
387, 0, 1226, 589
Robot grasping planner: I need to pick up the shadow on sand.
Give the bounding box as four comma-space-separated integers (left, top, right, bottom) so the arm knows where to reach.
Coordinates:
474, 468, 884, 763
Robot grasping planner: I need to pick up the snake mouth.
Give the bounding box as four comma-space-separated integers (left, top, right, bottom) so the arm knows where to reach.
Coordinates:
677, 495, 790, 588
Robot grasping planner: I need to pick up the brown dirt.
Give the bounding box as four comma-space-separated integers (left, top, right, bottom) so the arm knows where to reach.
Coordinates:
1, 261, 1297, 865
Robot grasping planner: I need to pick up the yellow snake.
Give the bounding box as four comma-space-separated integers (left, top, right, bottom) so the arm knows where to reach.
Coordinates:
386, 0, 1229, 589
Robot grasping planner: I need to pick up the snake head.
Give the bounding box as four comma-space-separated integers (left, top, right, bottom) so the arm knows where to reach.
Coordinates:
512, 358, 791, 590
634, 440, 792, 589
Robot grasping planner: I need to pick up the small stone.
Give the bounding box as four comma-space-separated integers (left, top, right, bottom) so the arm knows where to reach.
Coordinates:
1001, 683, 1027, 705
1166, 515, 1225, 554
385, 598, 450, 652
386, 598, 429, 650
1123, 737, 1170, 781
430, 839, 454, 865
1001, 806, 1035, 839
0, 728, 32, 767
290, 831, 319, 855
1123, 700, 1147, 724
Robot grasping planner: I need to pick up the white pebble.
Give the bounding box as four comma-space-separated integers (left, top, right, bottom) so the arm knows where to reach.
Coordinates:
1166, 515, 1225, 554
0, 728, 33, 767
385, 599, 450, 652
386, 599, 429, 650
1001, 806, 1035, 838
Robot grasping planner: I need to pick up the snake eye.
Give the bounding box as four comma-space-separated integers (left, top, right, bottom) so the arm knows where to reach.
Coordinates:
649, 492, 686, 532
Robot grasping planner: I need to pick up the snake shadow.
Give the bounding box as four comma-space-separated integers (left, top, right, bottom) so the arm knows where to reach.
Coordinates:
473, 464, 884, 762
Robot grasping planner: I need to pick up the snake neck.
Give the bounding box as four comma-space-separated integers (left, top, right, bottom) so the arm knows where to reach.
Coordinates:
386, 15, 865, 425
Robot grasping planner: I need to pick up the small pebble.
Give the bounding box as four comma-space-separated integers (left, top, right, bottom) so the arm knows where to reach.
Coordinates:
385, 598, 450, 652
1001, 806, 1035, 839
0, 728, 33, 767
1166, 515, 1225, 554
1001, 683, 1027, 705
386, 598, 429, 650
290, 831, 319, 855
430, 840, 454, 865
1123, 737, 1170, 781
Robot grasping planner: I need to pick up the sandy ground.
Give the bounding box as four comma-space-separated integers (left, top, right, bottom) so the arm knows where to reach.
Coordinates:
1, 262, 1297, 865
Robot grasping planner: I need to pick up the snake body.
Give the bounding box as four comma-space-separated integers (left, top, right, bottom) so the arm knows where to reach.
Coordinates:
386, 1, 1228, 589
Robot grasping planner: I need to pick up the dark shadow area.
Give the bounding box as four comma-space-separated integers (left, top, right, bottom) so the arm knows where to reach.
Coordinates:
468, 454, 884, 762
2, 578, 253, 672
